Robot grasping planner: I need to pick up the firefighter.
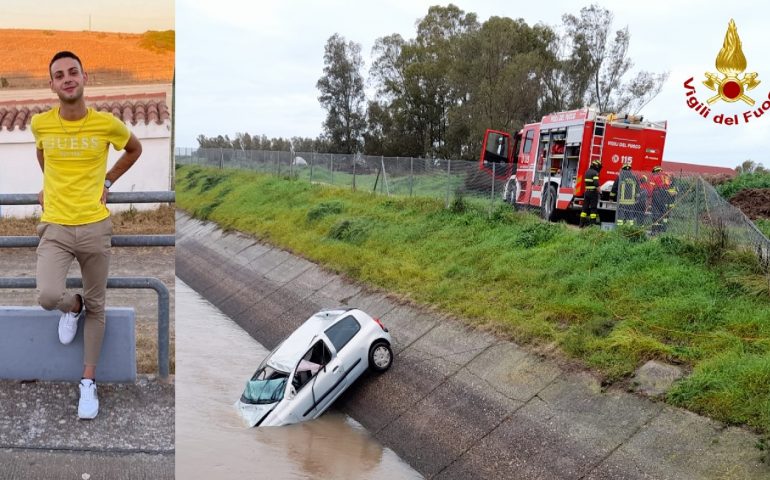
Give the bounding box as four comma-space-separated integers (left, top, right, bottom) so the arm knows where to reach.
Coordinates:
637, 174, 651, 225
610, 164, 640, 225
580, 160, 602, 227
649, 166, 675, 233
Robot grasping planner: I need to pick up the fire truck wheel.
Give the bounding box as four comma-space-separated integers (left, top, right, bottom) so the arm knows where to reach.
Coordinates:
504, 179, 519, 209
541, 185, 557, 222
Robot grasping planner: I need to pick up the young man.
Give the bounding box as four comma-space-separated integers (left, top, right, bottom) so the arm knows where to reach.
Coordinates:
31, 51, 142, 419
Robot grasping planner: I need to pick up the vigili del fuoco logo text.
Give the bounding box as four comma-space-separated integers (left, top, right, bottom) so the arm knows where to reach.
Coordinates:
683, 19, 768, 125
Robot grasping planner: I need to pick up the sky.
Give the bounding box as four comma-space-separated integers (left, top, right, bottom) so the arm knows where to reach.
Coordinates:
2, 1, 765, 168
176, 0, 770, 169
0, 0, 174, 33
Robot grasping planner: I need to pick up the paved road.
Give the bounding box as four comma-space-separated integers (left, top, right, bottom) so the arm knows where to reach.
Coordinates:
0, 377, 174, 480
176, 211, 768, 480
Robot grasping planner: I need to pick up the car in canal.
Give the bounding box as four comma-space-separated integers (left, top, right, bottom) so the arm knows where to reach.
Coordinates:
236, 308, 393, 427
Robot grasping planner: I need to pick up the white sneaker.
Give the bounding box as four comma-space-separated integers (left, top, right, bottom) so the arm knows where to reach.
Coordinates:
59, 295, 85, 344
78, 379, 99, 419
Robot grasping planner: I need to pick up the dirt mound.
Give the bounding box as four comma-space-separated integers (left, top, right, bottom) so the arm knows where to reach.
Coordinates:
729, 188, 770, 220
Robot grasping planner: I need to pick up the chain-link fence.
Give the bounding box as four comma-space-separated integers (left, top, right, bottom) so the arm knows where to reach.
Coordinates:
175, 147, 509, 208
609, 170, 769, 268
176, 147, 770, 270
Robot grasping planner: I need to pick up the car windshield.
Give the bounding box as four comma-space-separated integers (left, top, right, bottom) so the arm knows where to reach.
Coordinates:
241, 365, 288, 405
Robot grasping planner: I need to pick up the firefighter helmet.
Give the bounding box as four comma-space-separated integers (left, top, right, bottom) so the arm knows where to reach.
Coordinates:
621, 164, 632, 170
652, 166, 662, 173
640, 175, 648, 182
591, 160, 602, 168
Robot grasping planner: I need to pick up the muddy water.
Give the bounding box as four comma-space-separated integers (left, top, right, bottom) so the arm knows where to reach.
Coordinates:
175, 278, 423, 480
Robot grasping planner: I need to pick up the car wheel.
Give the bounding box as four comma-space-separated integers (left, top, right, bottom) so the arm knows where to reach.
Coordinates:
369, 341, 393, 373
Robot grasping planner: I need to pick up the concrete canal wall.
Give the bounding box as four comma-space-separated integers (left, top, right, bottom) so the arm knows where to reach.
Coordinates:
176, 212, 767, 480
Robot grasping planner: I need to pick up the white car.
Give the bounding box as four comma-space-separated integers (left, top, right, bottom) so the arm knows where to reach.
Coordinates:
236, 308, 393, 427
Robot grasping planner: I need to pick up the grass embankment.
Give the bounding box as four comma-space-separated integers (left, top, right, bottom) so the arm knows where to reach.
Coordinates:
177, 165, 770, 434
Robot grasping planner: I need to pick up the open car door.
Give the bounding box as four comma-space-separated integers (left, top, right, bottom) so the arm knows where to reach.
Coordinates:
283, 339, 335, 423
479, 129, 517, 180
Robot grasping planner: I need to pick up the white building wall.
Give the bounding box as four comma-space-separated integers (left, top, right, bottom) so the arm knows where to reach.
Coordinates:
0, 122, 172, 218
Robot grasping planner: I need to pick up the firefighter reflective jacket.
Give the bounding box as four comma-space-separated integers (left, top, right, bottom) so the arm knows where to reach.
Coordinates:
650, 170, 673, 193
611, 170, 640, 205
584, 166, 600, 192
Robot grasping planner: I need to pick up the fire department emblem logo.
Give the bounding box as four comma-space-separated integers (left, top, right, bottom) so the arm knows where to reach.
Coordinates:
702, 19, 760, 105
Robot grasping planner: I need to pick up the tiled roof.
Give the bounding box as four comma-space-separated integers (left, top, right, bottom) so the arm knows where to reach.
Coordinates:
0, 93, 170, 131
662, 161, 737, 177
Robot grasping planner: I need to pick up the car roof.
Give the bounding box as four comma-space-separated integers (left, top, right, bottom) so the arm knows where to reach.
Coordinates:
267, 308, 358, 372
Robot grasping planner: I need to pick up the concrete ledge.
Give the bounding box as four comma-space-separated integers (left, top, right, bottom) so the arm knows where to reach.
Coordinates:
0, 307, 136, 382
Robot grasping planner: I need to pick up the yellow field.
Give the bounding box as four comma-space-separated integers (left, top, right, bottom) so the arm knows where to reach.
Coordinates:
0, 29, 174, 88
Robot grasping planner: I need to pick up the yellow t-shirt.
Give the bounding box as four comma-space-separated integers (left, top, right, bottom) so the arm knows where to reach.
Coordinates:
31, 107, 130, 225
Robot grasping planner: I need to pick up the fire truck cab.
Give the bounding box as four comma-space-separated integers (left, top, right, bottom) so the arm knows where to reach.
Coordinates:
479, 107, 667, 221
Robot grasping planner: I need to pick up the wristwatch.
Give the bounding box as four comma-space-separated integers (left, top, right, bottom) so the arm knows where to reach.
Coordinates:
104, 179, 113, 189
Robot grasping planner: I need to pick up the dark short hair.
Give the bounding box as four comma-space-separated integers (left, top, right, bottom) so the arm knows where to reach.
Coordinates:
49, 51, 84, 78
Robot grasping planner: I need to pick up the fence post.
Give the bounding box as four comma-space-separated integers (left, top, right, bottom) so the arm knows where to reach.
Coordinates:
219, 148, 223, 170
276, 151, 281, 176
694, 177, 700, 239
491, 162, 496, 215
352, 155, 357, 191
410, 157, 414, 197
310, 152, 315, 184
330, 155, 334, 185
289, 151, 294, 178
445, 158, 451, 209
381, 156, 385, 195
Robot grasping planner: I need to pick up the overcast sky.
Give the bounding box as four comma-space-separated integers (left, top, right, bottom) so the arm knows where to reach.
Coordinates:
1, 1, 767, 167
176, 0, 770, 168
0, 0, 174, 32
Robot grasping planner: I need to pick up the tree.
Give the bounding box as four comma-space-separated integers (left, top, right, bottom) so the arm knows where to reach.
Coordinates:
233, 132, 255, 151
369, 5, 479, 159
317, 34, 366, 154
413, 4, 479, 157
735, 160, 766, 174
369, 34, 426, 156
196, 134, 232, 149
362, 100, 422, 156
559, 4, 668, 113
451, 16, 556, 158
290, 136, 319, 153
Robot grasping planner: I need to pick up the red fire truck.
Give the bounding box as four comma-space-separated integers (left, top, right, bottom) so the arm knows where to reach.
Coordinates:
479, 107, 667, 221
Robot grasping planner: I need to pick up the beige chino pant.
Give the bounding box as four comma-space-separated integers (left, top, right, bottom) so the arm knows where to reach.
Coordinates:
36, 217, 112, 367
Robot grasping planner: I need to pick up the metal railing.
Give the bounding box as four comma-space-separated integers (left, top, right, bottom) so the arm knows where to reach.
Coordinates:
0, 276, 171, 378
0, 235, 175, 248
0, 190, 175, 379
177, 147, 770, 271
0, 191, 175, 205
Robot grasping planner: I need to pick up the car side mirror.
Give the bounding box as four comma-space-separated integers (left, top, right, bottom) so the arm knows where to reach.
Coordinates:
287, 385, 296, 400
